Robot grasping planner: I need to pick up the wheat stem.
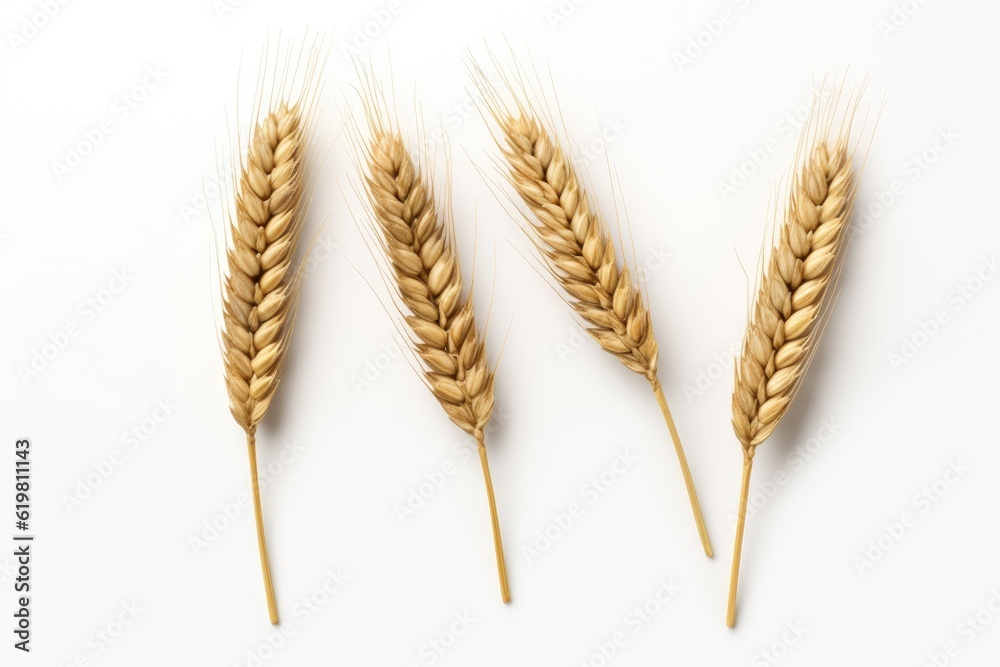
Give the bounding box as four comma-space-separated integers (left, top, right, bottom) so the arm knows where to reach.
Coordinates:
650, 378, 713, 558
247, 428, 278, 624
477, 435, 510, 603
726, 450, 754, 628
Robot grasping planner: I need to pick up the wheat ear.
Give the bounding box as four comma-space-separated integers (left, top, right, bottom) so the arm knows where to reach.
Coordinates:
726, 85, 868, 627
353, 76, 509, 603
471, 63, 712, 558
217, 43, 323, 624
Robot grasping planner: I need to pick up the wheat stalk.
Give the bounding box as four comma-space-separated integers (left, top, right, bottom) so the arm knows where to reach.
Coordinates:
726, 82, 871, 627
470, 58, 712, 558
216, 42, 323, 625
352, 73, 509, 602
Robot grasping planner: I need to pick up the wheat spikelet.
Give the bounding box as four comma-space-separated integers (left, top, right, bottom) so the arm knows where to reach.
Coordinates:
470, 56, 712, 558
215, 40, 324, 625
363, 131, 497, 436
498, 116, 661, 377
730, 142, 853, 450
223, 103, 306, 436
351, 71, 508, 602
726, 81, 873, 627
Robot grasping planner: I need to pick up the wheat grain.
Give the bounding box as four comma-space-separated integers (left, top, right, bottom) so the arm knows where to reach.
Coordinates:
353, 72, 509, 602
726, 81, 871, 627
470, 57, 712, 558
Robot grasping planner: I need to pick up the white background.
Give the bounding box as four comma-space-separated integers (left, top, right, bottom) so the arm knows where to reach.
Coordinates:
2, 0, 999, 665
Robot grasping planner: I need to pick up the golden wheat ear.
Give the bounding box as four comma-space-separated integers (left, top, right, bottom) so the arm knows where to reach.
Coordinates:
467, 48, 712, 559
726, 76, 877, 628
347, 64, 510, 603
215, 37, 326, 625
